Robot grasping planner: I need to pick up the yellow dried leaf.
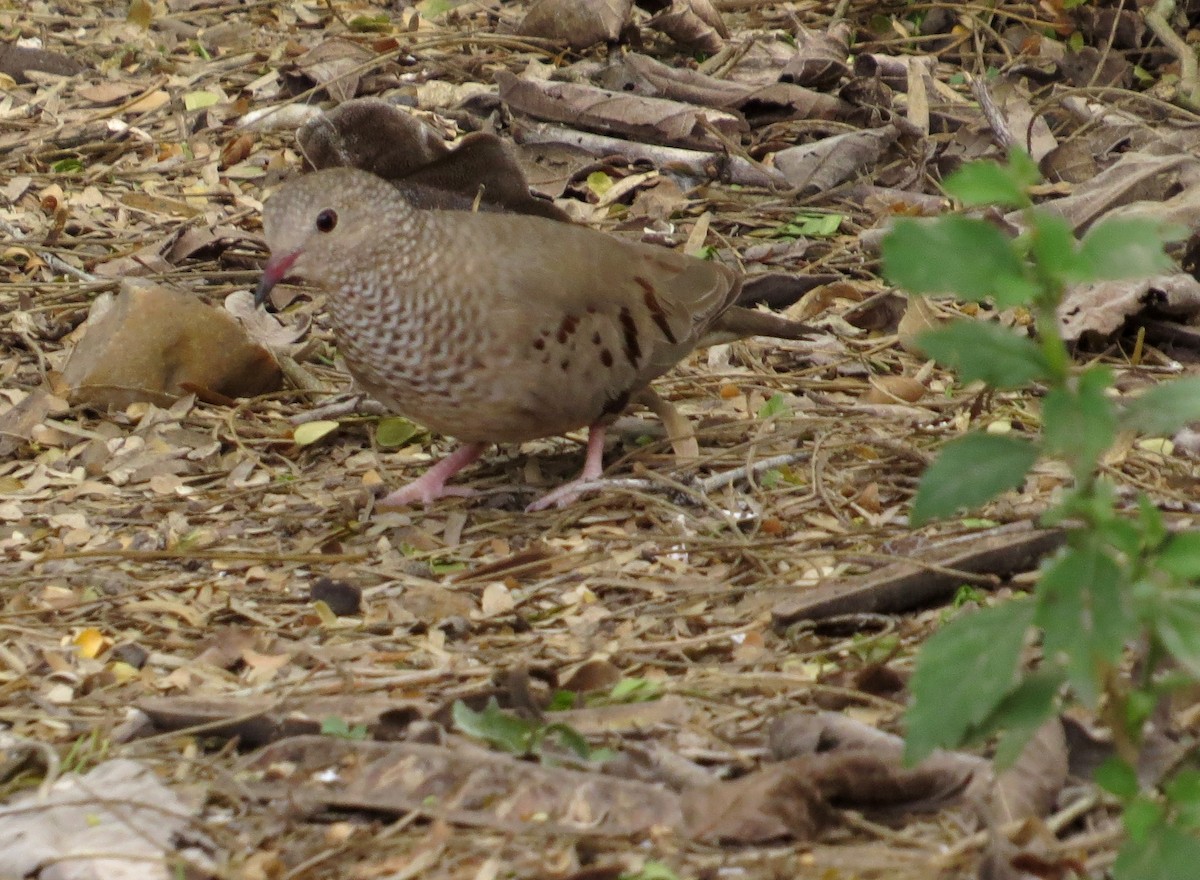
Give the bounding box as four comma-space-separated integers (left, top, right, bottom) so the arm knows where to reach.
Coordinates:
110, 661, 139, 683
74, 627, 107, 659
124, 89, 170, 115
312, 600, 339, 627
294, 420, 340, 446
479, 582, 514, 617
183, 91, 220, 111
1137, 437, 1173, 456
127, 0, 153, 28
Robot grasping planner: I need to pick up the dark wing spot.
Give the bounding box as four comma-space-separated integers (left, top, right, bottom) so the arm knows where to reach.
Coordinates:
533, 338, 545, 351
556, 314, 580, 345
618, 306, 641, 367
600, 348, 613, 368
592, 331, 602, 345
635, 276, 677, 345
560, 358, 570, 371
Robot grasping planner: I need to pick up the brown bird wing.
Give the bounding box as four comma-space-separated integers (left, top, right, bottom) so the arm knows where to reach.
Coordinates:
401, 209, 742, 439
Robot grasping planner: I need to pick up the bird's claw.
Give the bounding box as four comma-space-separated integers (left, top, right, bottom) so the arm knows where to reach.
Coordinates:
525, 479, 604, 512
378, 482, 476, 507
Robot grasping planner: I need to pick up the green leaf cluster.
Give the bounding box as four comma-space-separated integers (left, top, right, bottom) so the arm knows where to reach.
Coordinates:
885, 150, 1200, 877
452, 699, 613, 763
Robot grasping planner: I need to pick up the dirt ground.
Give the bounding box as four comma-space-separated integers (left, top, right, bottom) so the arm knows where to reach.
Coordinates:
2, 1, 1199, 878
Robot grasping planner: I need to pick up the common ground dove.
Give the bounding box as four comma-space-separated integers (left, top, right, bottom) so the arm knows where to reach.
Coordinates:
256, 167, 812, 510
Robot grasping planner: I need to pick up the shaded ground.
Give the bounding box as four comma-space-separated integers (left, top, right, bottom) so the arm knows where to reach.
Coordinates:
2, 1, 1199, 878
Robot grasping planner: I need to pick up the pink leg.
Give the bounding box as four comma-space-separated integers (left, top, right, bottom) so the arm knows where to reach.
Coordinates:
526, 425, 608, 512
378, 443, 485, 507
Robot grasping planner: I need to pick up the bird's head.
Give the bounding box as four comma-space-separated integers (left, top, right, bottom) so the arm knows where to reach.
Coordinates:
255, 168, 409, 307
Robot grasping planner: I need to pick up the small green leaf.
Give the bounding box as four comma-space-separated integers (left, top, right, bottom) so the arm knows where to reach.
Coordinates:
293, 420, 340, 447
1156, 532, 1200, 578
1079, 218, 1177, 281
376, 417, 421, 448
910, 433, 1038, 525
620, 861, 682, 880
429, 559, 466, 575
1041, 366, 1117, 472
757, 393, 791, 419
1164, 770, 1200, 829
183, 90, 220, 111
1152, 590, 1200, 678
773, 211, 844, 238
986, 667, 1065, 767
452, 699, 535, 755
586, 171, 613, 197
758, 468, 783, 488
537, 723, 595, 760
883, 216, 1036, 306
1029, 213, 1087, 282
1121, 377, 1200, 435
1114, 811, 1200, 880
603, 677, 662, 704
917, 321, 1050, 389
1096, 756, 1140, 800
349, 13, 392, 31
320, 716, 368, 740
1035, 543, 1132, 705
416, 0, 457, 17
52, 158, 83, 173
905, 598, 1034, 763
943, 158, 1033, 208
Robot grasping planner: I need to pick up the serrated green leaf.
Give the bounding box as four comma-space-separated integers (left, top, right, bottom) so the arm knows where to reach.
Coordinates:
1030, 212, 1087, 282
1035, 543, 1132, 705
910, 433, 1038, 525
1121, 377, 1200, 436
1164, 770, 1200, 829
1152, 591, 1200, 678
376, 417, 421, 448
917, 321, 1050, 388
293, 420, 340, 447
883, 216, 1036, 306
1096, 756, 1140, 800
987, 667, 1065, 767
943, 160, 1031, 208
1113, 812, 1200, 880
905, 598, 1034, 762
1041, 366, 1117, 471
1156, 532, 1200, 578
1079, 218, 1176, 281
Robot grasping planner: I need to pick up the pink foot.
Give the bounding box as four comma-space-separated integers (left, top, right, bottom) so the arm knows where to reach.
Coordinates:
526, 425, 607, 512
377, 443, 484, 507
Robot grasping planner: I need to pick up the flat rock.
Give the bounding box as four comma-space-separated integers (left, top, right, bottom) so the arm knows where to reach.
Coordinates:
63, 281, 282, 409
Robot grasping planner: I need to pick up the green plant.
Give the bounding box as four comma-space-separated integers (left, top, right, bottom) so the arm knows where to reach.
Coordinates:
452, 699, 614, 762
320, 715, 369, 740
882, 150, 1200, 877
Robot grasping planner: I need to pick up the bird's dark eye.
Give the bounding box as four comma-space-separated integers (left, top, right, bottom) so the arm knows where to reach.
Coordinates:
315, 208, 338, 233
